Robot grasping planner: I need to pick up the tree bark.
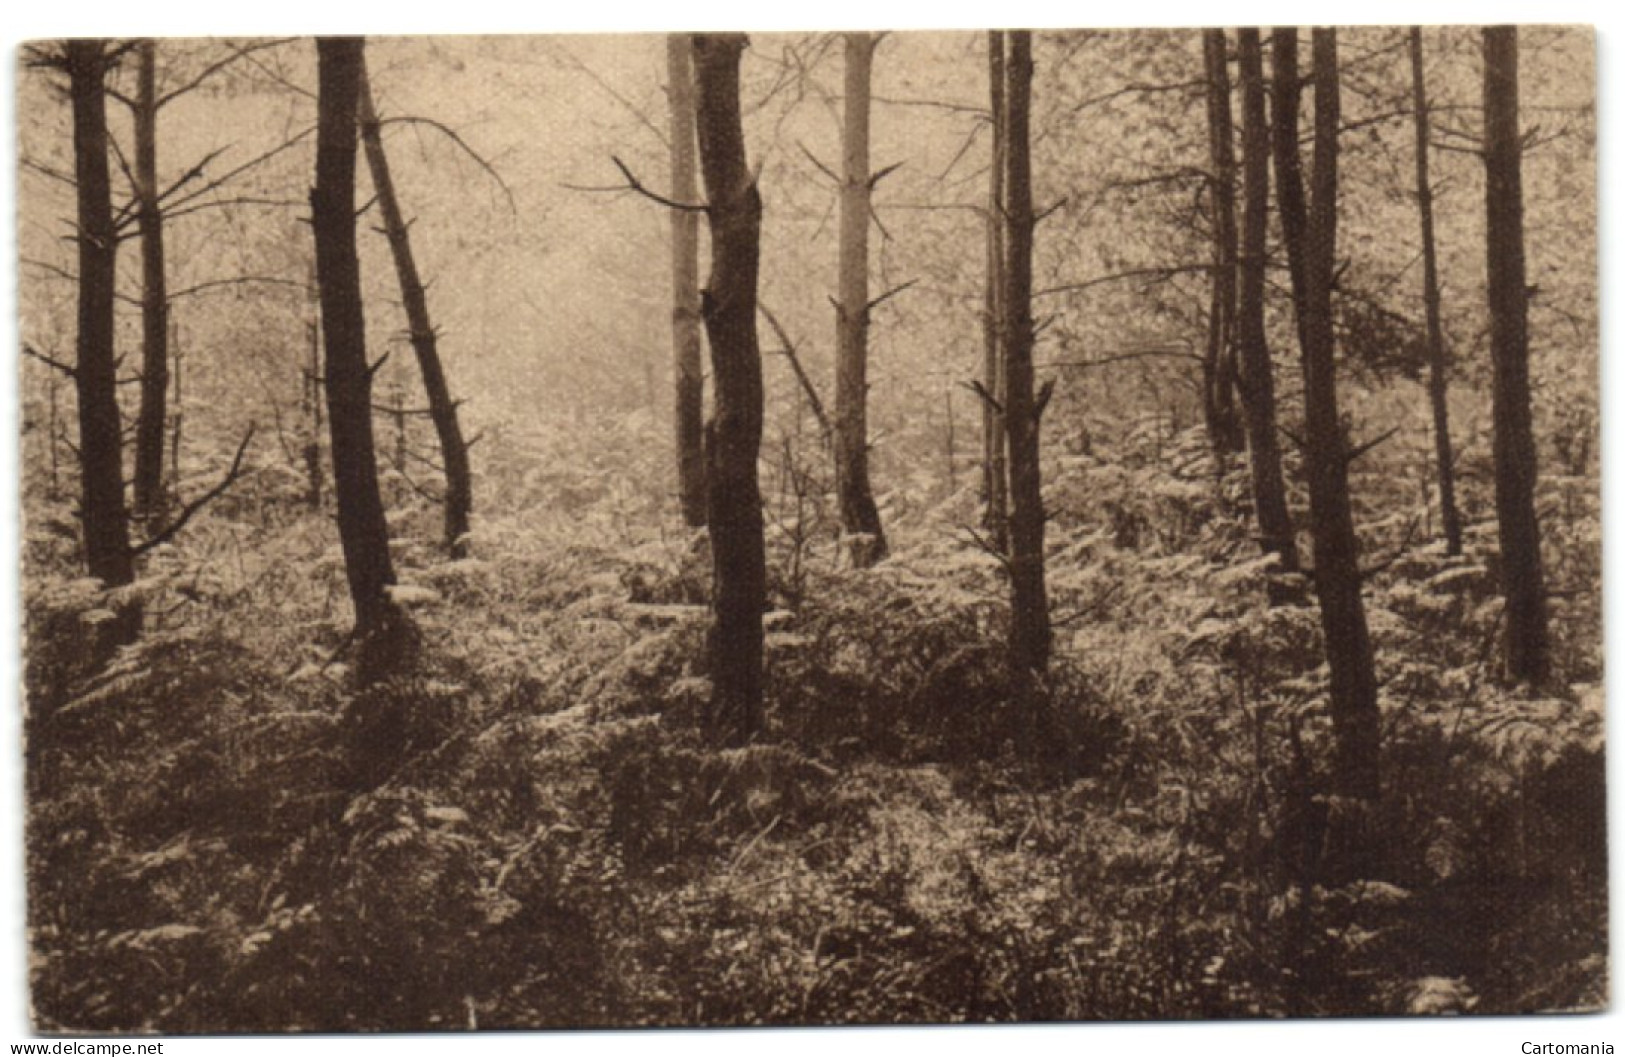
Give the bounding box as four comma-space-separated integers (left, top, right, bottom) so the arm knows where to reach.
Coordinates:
982, 30, 1010, 554
1409, 28, 1463, 558
67, 39, 138, 642
1002, 30, 1051, 681
1274, 28, 1380, 800
668, 34, 707, 529
131, 39, 170, 527
356, 52, 475, 559
313, 37, 412, 685
1482, 26, 1550, 685
1202, 29, 1245, 463
693, 33, 767, 745
834, 32, 888, 568
1235, 29, 1299, 578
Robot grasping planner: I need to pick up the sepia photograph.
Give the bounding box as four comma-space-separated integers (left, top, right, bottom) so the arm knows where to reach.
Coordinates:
7, 9, 1608, 1041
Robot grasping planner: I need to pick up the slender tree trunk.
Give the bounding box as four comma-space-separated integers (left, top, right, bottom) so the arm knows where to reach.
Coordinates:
1202, 29, 1245, 463
982, 30, 1010, 554
1482, 26, 1550, 685
1409, 28, 1463, 558
693, 33, 766, 745
668, 34, 707, 528
313, 36, 412, 685
1274, 28, 1380, 801
169, 337, 183, 486
132, 39, 170, 527
834, 32, 889, 568
1271, 32, 1310, 348
303, 260, 324, 509
1235, 29, 1299, 578
67, 39, 138, 643
356, 54, 474, 558
1002, 30, 1050, 681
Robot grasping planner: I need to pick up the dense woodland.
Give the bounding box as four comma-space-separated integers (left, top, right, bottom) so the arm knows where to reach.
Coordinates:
17, 28, 1603, 1030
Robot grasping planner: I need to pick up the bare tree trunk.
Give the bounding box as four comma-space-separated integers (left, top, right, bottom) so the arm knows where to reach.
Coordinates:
356, 54, 474, 559
303, 260, 324, 509
313, 36, 413, 685
132, 39, 169, 527
1482, 25, 1550, 685
1274, 28, 1380, 801
67, 39, 138, 643
1202, 29, 1245, 463
1235, 29, 1299, 579
1002, 30, 1050, 681
1409, 27, 1463, 559
982, 30, 1010, 554
169, 336, 183, 487
834, 32, 888, 568
668, 34, 707, 528
693, 33, 766, 745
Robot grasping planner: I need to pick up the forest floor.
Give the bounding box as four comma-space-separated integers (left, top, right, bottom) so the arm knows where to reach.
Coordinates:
21, 410, 1607, 1030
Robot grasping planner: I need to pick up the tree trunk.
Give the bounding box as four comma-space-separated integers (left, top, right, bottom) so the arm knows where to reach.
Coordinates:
982, 30, 1010, 554
303, 260, 324, 509
1482, 26, 1550, 685
1202, 29, 1245, 463
67, 39, 138, 642
356, 54, 475, 559
693, 33, 766, 745
1235, 29, 1299, 578
1002, 30, 1050, 681
668, 33, 707, 528
132, 39, 170, 527
1409, 27, 1463, 559
313, 36, 412, 685
1274, 28, 1380, 801
833, 32, 889, 568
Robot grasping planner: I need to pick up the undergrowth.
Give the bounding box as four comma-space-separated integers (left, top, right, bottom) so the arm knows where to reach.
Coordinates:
23, 412, 1606, 1030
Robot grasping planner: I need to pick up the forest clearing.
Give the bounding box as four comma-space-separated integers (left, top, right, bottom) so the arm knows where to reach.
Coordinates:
14, 27, 1604, 1030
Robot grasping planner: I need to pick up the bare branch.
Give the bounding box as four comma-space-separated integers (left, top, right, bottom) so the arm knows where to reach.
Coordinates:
961, 378, 1004, 416
798, 142, 841, 186
169, 274, 305, 300
1345, 425, 1401, 465
1034, 378, 1056, 421
131, 427, 256, 556
865, 279, 916, 313
1036, 264, 1209, 299
867, 160, 904, 188
570, 155, 709, 213
157, 38, 297, 109
377, 115, 516, 212
23, 343, 76, 378
21, 156, 77, 188
759, 304, 832, 441
1038, 347, 1201, 371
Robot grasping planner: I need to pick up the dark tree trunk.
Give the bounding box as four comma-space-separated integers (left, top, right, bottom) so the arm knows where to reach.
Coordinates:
356, 53, 475, 559
1271, 32, 1310, 346
312, 37, 412, 685
1202, 29, 1245, 463
668, 34, 708, 529
1274, 28, 1380, 801
1409, 27, 1463, 558
132, 39, 170, 527
67, 39, 138, 642
1002, 30, 1050, 680
1482, 26, 1550, 685
834, 31, 888, 568
693, 33, 766, 745
1235, 28, 1299, 578
982, 30, 1010, 554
